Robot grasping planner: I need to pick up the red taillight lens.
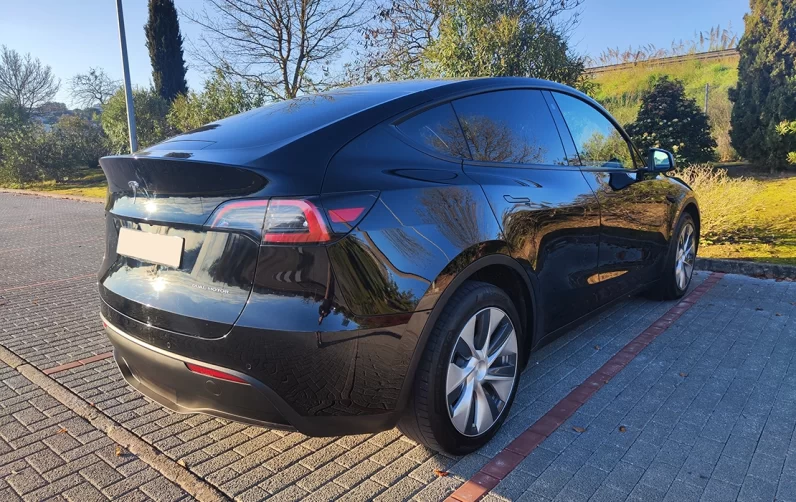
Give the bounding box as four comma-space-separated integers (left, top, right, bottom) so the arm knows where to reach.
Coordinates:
185, 363, 248, 384
207, 199, 269, 234
263, 199, 331, 244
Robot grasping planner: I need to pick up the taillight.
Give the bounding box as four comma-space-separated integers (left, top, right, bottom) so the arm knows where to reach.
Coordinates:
321, 192, 379, 236
186, 363, 248, 384
205, 192, 379, 244
263, 199, 331, 244
207, 199, 269, 234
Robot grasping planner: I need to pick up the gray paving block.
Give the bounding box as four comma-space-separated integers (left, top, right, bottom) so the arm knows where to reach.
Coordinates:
737, 475, 777, 502
702, 479, 741, 502
604, 461, 645, 494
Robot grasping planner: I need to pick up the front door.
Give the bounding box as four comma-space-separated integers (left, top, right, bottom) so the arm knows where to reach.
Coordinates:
452, 89, 602, 335
550, 92, 673, 298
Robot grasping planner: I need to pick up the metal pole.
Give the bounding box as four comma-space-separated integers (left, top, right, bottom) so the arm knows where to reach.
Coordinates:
704, 83, 710, 114
116, 0, 138, 153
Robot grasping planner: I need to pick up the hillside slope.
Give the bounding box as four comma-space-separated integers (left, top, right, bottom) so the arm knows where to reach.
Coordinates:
590, 54, 740, 161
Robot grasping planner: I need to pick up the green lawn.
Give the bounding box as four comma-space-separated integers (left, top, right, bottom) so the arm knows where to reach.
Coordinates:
1, 170, 108, 199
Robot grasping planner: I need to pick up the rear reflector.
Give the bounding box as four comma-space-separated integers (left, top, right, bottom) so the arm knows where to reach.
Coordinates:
321, 191, 379, 235
328, 207, 365, 223
185, 363, 248, 384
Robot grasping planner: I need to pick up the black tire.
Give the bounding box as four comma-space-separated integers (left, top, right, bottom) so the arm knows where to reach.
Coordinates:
654, 212, 698, 300
398, 281, 524, 454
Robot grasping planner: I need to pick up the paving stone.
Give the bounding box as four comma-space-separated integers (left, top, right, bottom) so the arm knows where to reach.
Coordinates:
0, 360, 189, 502
1, 200, 792, 502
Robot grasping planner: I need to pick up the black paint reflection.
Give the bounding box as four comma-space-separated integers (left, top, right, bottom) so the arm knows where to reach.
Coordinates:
100, 217, 258, 337
464, 165, 601, 332
582, 170, 673, 293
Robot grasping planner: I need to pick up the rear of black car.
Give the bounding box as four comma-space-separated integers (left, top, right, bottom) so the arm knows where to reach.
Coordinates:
98, 86, 443, 433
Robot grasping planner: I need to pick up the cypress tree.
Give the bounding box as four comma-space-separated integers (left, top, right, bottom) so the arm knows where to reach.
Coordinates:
729, 0, 796, 171
144, 0, 188, 103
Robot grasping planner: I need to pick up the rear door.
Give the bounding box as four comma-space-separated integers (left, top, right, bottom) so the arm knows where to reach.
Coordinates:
550, 92, 673, 297
452, 89, 602, 335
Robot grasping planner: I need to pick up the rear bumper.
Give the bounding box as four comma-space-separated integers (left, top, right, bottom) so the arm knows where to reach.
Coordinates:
103, 315, 295, 430
101, 308, 413, 436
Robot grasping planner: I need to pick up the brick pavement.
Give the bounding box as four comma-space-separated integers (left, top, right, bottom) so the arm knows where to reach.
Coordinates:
0, 359, 189, 501
1, 192, 795, 501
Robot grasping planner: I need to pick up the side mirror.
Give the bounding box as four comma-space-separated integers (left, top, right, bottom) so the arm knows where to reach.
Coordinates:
648, 148, 675, 172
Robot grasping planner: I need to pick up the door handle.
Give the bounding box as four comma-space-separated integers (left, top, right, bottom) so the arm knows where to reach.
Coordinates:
504, 195, 531, 204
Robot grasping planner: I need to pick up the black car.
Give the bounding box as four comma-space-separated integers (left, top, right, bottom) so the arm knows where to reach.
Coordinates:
99, 78, 698, 454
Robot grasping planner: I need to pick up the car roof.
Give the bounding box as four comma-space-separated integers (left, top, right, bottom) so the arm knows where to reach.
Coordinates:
132, 77, 598, 167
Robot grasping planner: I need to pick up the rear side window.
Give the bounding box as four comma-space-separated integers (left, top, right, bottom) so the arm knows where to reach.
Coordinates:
451, 90, 567, 166
552, 92, 636, 169
396, 103, 470, 159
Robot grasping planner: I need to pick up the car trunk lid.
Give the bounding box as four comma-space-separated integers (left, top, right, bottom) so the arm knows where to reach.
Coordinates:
99, 156, 269, 338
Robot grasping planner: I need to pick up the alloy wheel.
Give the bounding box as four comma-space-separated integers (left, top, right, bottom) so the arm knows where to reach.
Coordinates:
675, 222, 696, 291
446, 307, 518, 437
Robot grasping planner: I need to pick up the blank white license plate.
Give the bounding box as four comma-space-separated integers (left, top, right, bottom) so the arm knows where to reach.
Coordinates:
117, 228, 184, 268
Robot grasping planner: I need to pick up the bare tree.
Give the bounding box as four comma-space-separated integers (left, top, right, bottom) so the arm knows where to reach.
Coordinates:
347, 0, 584, 84
0, 46, 60, 113
185, 0, 366, 101
69, 68, 120, 108
346, 0, 442, 83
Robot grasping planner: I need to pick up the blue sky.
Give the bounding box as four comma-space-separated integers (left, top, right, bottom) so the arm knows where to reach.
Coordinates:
0, 0, 750, 108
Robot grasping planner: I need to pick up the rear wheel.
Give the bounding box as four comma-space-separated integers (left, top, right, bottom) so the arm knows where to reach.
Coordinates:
398, 281, 522, 454
656, 212, 697, 300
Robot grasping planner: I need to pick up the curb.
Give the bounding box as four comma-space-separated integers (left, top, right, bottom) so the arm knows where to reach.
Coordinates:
0, 188, 104, 204
696, 257, 796, 280
0, 344, 230, 502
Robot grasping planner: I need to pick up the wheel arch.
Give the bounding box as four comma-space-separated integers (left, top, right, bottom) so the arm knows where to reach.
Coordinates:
396, 250, 539, 414
682, 199, 700, 248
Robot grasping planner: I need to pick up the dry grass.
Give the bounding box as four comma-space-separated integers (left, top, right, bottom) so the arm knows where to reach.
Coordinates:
677, 164, 796, 265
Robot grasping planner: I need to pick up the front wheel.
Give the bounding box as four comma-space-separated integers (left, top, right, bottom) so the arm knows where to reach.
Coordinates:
657, 212, 698, 300
398, 281, 523, 454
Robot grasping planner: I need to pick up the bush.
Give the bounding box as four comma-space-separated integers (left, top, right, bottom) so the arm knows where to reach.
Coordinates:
0, 121, 43, 184
777, 120, 796, 165
168, 71, 263, 132
102, 87, 171, 154
674, 164, 761, 242
707, 91, 738, 162
50, 115, 109, 169
0, 101, 109, 184
627, 77, 716, 165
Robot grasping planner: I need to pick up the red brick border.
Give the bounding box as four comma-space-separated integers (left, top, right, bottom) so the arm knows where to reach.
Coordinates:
42, 351, 114, 375
446, 273, 725, 502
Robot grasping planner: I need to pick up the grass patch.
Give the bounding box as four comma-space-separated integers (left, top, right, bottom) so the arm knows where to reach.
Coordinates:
676, 165, 796, 265
1, 170, 108, 199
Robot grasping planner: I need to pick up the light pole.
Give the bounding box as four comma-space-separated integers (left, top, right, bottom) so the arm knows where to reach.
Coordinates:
116, 0, 138, 153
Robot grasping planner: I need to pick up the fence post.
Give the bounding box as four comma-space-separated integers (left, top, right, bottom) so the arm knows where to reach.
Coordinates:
704, 83, 710, 114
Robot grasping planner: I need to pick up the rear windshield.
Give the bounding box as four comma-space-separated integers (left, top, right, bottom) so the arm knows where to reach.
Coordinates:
155, 87, 422, 151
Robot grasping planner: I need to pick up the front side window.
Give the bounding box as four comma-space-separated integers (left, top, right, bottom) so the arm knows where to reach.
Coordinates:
451, 90, 567, 166
396, 103, 470, 159
552, 92, 635, 169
